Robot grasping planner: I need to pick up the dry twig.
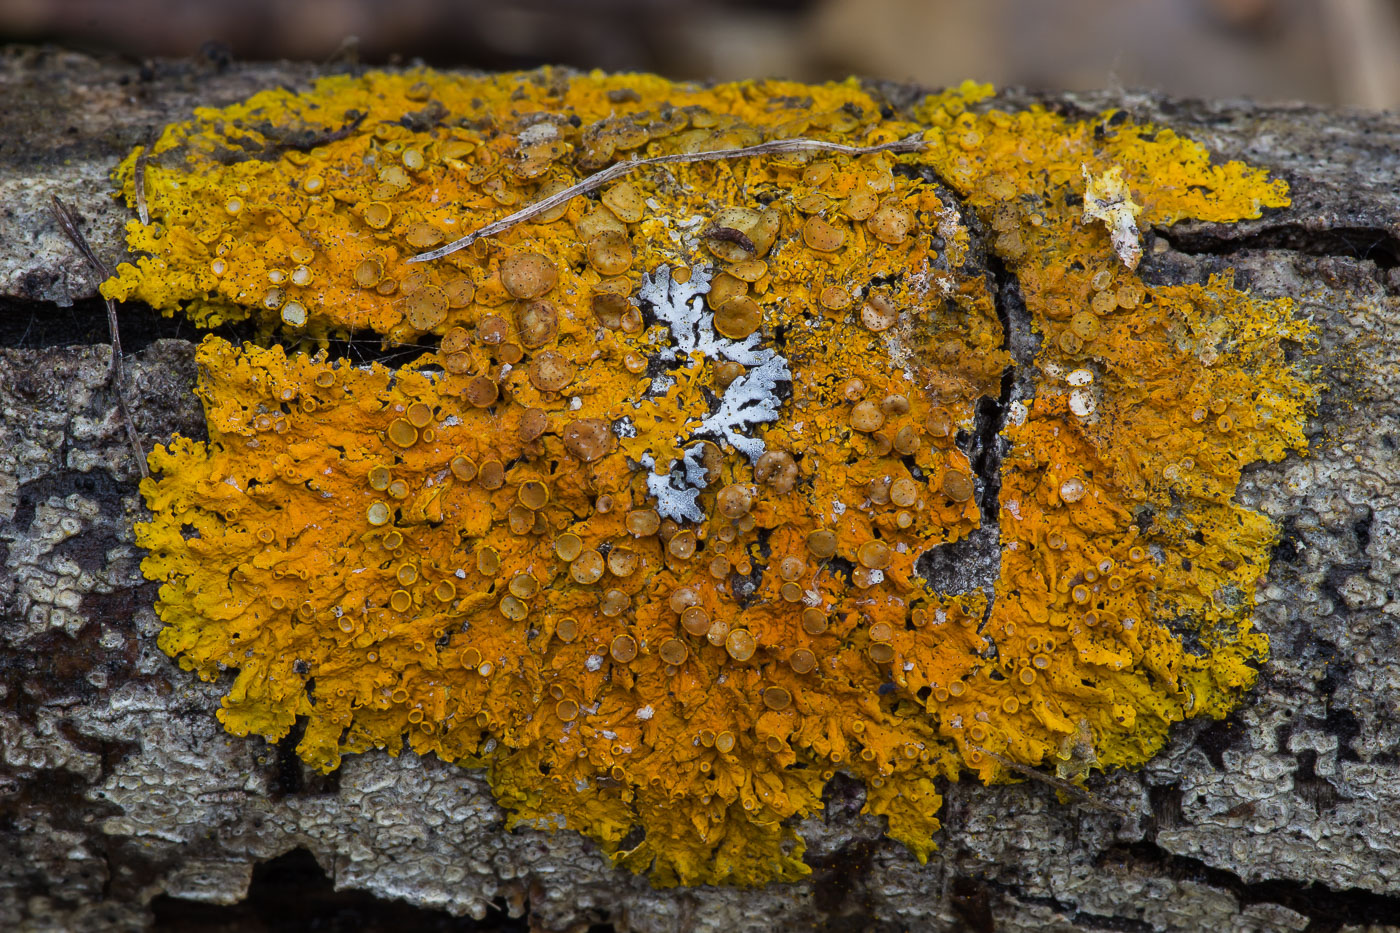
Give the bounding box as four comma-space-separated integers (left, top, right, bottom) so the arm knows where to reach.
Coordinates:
409, 134, 930, 264
133, 146, 150, 226
48, 195, 149, 480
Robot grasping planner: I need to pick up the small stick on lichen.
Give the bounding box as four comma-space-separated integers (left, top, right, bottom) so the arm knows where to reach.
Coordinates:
408, 134, 930, 263
133, 147, 150, 226
968, 744, 1130, 816
48, 195, 149, 480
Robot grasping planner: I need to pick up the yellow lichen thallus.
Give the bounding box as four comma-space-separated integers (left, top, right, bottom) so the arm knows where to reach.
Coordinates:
113, 69, 1314, 885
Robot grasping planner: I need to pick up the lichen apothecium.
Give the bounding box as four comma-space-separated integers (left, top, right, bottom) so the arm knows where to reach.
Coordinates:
102, 69, 1316, 885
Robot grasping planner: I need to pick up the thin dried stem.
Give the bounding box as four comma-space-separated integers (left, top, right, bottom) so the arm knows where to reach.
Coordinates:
323, 35, 361, 67
134, 147, 151, 226
408, 134, 930, 264
48, 195, 149, 480
968, 744, 1130, 816
50, 195, 114, 280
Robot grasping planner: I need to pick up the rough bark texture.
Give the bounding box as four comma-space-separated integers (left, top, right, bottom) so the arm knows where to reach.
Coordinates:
3, 45, 1400, 932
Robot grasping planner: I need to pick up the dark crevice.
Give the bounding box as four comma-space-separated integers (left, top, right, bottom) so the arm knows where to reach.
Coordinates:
267, 722, 341, 799
270, 723, 309, 797
0, 297, 256, 353
1101, 841, 1400, 933
913, 249, 1025, 607
806, 774, 882, 927
0, 295, 443, 369
1292, 750, 1342, 814
0, 767, 137, 906
969, 252, 1024, 522
151, 847, 535, 932
948, 876, 996, 933
1271, 513, 1303, 564
1193, 713, 1249, 771
617, 824, 645, 850
1063, 910, 1155, 932
819, 770, 868, 825
1315, 663, 1364, 763
1353, 507, 1374, 553
11, 468, 127, 538
1265, 644, 1365, 768
317, 330, 448, 368
1319, 562, 1371, 621
1154, 224, 1400, 269
728, 526, 771, 607
1144, 784, 1184, 843
969, 393, 1006, 528
991, 259, 1041, 401
978, 877, 1155, 932
804, 839, 885, 933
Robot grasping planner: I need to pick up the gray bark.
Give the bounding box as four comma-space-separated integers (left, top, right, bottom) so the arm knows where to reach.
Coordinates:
3, 45, 1400, 932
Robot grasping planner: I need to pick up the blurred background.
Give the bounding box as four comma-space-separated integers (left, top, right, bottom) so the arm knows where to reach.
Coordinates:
1, 0, 1397, 109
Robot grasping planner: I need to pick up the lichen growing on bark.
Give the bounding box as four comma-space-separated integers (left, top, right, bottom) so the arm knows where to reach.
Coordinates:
111, 69, 1314, 886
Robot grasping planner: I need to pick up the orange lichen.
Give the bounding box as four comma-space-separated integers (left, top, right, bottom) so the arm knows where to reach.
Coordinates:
115, 69, 1314, 886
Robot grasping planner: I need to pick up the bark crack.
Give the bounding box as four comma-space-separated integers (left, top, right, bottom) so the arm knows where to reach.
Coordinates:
1101, 841, 1400, 932
1153, 224, 1400, 269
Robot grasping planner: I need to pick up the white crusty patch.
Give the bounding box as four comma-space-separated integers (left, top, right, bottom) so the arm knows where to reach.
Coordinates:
641, 450, 706, 523
697, 351, 789, 462
636, 265, 792, 521
637, 265, 771, 367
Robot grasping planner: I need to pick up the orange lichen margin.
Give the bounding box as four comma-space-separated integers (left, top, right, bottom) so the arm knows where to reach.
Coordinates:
113, 69, 1316, 886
